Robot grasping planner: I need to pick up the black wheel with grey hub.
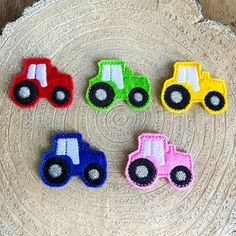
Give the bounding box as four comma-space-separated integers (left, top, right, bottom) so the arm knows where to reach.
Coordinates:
128, 88, 149, 108
128, 158, 157, 187
164, 84, 190, 110
88, 82, 115, 108
42, 157, 71, 186
204, 91, 225, 112
83, 164, 105, 186
170, 165, 192, 188
13, 80, 39, 105
51, 86, 70, 106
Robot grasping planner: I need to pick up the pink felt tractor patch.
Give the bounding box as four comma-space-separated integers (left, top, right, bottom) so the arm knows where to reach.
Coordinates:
125, 133, 194, 190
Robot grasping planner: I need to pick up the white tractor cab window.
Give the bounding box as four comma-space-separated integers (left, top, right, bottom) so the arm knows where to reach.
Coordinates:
102, 64, 124, 89
142, 139, 165, 166
56, 138, 80, 165
177, 66, 200, 92
27, 64, 48, 87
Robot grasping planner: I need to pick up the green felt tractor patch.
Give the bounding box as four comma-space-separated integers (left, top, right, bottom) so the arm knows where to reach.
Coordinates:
86, 60, 151, 110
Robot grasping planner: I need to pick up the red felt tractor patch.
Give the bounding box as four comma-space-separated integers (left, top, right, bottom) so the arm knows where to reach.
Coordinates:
10, 58, 74, 108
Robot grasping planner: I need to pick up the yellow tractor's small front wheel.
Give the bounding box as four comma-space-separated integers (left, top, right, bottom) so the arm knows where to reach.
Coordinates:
204, 91, 226, 113
163, 84, 191, 111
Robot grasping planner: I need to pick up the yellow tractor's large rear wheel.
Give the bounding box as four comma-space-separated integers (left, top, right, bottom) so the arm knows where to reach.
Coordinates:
163, 84, 191, 111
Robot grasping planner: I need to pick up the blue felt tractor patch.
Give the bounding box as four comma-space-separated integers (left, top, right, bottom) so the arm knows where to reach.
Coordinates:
40, 133, 107, 188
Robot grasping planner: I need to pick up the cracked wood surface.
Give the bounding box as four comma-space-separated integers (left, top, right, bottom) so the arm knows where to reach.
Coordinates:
0, 0, 236, 32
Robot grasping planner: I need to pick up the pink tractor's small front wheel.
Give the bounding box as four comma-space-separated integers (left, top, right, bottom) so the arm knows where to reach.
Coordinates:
170, 165, 192, 188
128, 158, 157, 187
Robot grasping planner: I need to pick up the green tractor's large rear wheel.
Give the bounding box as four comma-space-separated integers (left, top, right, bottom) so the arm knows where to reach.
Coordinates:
88, 82, 115, 108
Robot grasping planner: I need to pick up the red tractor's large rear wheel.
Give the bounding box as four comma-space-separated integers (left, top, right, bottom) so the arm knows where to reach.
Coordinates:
13, 80, 39, 106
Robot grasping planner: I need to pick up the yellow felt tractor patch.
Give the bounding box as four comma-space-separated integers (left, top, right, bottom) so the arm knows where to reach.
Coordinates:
161, 62, 227, 114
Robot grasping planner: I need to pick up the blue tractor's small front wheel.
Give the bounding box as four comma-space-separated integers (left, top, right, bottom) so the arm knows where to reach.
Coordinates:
83, 164, 106, 187
41, 157, 71, 187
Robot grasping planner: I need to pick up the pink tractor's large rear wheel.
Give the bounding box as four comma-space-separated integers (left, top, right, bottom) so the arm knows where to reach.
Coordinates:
128, 158, 157, 187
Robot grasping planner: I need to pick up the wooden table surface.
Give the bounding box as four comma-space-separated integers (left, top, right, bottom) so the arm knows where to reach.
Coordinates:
0, 0, 235, 33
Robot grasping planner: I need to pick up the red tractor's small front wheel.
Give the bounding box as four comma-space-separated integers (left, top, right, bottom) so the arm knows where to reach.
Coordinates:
13, 80, 39, 106
51, 86, 71, 107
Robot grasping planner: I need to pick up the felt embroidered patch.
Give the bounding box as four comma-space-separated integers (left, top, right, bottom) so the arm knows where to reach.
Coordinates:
161, 62, 228, 114
125, 133, 194, 190
10, 58, 74, 108
40, 133, 107, 188
86, 60, 151, 110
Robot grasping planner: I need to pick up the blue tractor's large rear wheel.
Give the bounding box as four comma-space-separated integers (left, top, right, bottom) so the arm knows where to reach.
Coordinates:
41, 157, 71, 187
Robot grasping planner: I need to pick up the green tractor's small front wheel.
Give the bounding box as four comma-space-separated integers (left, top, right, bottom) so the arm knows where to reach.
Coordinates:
128, 88, 149, 109
88, 82, 115, 108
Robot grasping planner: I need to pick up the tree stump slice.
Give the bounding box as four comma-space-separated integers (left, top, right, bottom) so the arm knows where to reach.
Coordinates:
0, 0, 235, 235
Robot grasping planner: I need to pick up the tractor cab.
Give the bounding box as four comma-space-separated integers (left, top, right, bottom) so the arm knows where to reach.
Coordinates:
101, 63, 124, 89
175, 64, 200, 92
55, 137, 80, 165
24, 58, 52, 88
141, 137, 166, 166
26, 63, 48, 87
